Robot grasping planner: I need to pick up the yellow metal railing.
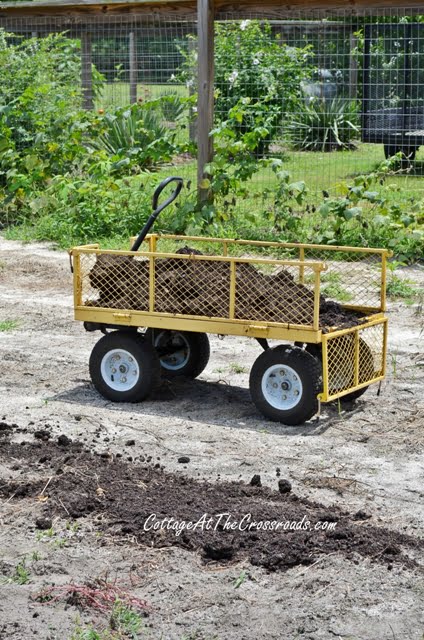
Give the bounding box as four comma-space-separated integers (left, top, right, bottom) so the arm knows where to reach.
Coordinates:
71, 244, 326, 332
136, 234, 390, 314
319, 316, 388, 402
70, 237, 388, 403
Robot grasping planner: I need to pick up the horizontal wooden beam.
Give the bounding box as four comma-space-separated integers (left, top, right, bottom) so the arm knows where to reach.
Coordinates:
1, 0, 424, 19
216, 0, 424, 9
0, 0, 196, 18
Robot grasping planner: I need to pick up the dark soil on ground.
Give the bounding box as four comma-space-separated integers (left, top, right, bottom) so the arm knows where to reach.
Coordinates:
88, 253, 364, 329
1, 434, 422, 574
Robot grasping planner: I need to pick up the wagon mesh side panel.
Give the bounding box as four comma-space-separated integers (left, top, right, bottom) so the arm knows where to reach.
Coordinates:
80, 253, 150, 311
153, 258, 231, 317
76, 249, 322, 326
303, 248, 383, 310
323, 321, 386, 400
234, 263, 315, 325
141, 237, 386, 313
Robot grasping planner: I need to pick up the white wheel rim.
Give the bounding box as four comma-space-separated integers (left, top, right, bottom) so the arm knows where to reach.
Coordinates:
100, 349, 140, 392
261, 364, 303, 411
154, 331, 190, 371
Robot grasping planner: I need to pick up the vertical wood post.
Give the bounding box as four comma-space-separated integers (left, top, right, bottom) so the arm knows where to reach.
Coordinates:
349, 33, 358, 100
81, 31, 93, 110
129, 30, 138, 104
197, 0, 214, 205
188, 37, 197, 144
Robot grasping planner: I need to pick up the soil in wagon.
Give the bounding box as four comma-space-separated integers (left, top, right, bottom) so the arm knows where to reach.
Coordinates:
88, 252, 364, 329
1, 435, 422, 574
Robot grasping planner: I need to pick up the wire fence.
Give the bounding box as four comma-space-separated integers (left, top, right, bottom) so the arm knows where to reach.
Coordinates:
1, 6, 424, 203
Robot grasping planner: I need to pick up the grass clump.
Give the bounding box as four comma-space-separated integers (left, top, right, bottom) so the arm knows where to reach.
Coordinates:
0, 319, 19, 332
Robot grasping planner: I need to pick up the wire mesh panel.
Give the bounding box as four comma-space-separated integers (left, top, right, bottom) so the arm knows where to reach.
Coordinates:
75, 246, 324, 327
153, 257, 231, 317
214, 8, 424, 195
0, 14, 195, 124
147, 235, 388, 312
322, 319, 387, 400
85, 252, 150, 311
2, 3, 423, 241
302, 247, 385, 309
233, 262, 316, 325
363, 22, 424, 156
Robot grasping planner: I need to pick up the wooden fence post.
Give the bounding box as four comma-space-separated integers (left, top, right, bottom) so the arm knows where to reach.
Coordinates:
81, 31, 93, 110
349, 33, 358, 100
188, 37, 197, 144
129, 30, 138, 104
197, 0, 214, 204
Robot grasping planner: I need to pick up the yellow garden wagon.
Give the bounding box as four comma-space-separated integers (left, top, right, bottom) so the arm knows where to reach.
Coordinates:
70, 177, 389, 425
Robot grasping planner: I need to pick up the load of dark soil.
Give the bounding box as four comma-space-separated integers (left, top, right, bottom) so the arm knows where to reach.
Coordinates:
1, 439, 422, 573
88, 251, 364, 330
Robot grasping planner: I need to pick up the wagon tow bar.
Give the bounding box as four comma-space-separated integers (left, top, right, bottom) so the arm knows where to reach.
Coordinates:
131, 176, 184, 251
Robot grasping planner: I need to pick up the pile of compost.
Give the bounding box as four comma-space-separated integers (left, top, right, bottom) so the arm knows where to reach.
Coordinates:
1, 438, 422, 573
87, 250, 364, 329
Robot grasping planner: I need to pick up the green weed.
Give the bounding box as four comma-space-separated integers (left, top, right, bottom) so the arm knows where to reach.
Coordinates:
229, 363, 248, 374
0, 319, 19, 332
36, 527, 55, 541
233, 570, 247, 589
10, 559, 30, 585
110, 601, 144, 638
386, 275, 417, 300
70, 601, 145, 640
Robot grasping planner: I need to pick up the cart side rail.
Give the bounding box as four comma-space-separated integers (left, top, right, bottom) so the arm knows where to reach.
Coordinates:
71, 245, 327, 332
136, 234, 390, 313
320, 316, 388, 402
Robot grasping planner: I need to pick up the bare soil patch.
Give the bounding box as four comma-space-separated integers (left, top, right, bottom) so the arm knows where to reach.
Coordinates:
0, 237, 423, 640
1, 435, 422, 574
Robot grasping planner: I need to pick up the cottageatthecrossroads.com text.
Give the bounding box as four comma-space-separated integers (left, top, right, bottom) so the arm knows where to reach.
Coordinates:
143, 513, 337, 537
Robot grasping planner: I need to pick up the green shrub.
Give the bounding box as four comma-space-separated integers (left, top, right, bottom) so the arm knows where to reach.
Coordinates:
85, 102, 179, 173
9, 172, 158, 247
0, 30, 104, 151
289, 98, 360, 152
178, 20, 313, 155
159, 90, 186, 122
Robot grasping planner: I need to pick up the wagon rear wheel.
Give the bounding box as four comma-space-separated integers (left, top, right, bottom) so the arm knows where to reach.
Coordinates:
89, 331, 160, 402
145, 329, 210, 379
249, 346, 320, 425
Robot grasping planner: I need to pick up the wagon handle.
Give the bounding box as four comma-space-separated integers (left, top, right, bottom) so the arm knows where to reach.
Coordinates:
131, 176, 184, 251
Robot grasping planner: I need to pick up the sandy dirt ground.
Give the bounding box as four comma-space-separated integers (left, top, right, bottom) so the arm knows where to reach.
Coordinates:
0, 236, 423, 640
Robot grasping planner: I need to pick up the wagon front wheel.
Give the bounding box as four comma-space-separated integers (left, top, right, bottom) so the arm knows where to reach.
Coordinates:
249, 346, 320, 425
89, 331, 160, 402
145, 329, 210, 378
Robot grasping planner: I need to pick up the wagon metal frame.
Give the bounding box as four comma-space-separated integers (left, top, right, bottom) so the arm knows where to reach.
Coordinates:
70, 234, 389, 407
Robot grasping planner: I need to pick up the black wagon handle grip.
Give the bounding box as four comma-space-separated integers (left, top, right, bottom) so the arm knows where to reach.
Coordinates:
152, 176, 183, 211
131, 176, 184, 252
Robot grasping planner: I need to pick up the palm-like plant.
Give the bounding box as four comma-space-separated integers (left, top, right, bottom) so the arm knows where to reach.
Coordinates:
87, 103, 176, 171
289, 98, 360, 152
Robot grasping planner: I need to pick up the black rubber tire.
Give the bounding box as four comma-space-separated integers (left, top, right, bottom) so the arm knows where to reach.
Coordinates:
341, 386, 369, 402
89, 331, 161, 402
145, 329, 210, 379
298, 340, 374, 403
249, 345, 320, 425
